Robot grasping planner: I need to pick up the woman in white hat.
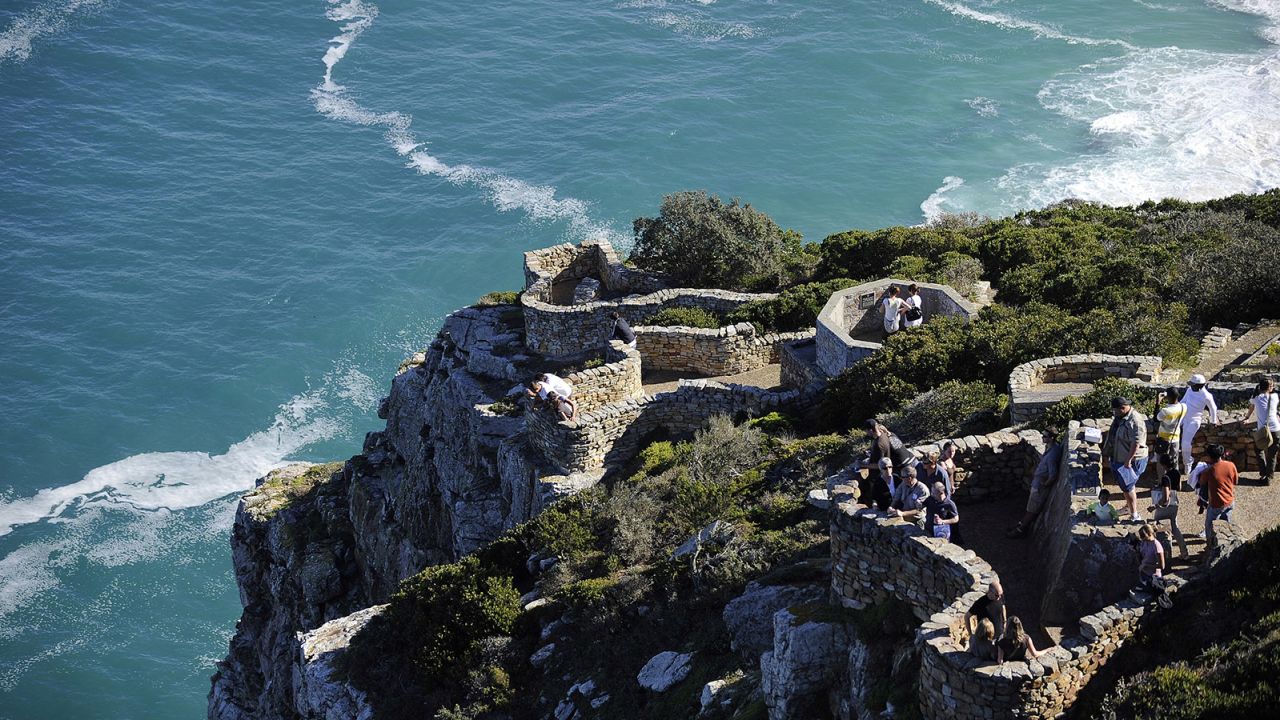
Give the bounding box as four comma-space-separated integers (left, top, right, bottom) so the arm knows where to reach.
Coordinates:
1178, 374, 1219, 470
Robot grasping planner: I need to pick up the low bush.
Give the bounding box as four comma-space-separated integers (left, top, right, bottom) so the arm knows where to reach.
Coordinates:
475, 290, 520, 306
878, 380, 1007, 444
724, 278, 856, 332
642, 306, 723, 329
1035, 377, 1159, 430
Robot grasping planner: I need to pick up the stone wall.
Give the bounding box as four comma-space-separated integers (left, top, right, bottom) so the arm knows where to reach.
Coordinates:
780, 339, 827, 393
634, 323, 814, 378
906, 429, 1045, 503
525, 381, 812, 474
830, 488, 1250, 720
815, 278, 979, 377
1190, 410, 1267, 474
560, 342, 643, 414
520, 240, 776, 357
1007, 354, 1163, 424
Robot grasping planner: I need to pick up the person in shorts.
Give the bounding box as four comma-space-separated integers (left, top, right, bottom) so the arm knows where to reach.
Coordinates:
1103, 396, 1148, 523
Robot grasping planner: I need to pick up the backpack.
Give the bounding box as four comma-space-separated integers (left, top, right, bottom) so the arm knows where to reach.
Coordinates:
905, 305, 923, 321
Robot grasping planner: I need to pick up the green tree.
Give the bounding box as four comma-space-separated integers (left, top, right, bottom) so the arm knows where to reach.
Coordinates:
630, 191, 812, 291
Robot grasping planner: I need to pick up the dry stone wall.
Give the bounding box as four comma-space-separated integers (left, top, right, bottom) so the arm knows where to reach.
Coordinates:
1007, 354, 1163, 424
815, 279, 978, 377
780, 339, 827, 393
906, 429, 1045, 503
635, 323, 814, 377
559, 342, 643, 414
521, 240, 775, 356
830, 477, 1249, 720
525, 381, 812, 474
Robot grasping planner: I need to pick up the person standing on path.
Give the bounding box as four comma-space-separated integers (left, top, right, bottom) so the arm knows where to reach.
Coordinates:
608, 311, 637, 349
1104, 396, 1149, 523
1201, 444, 1238, 552
881, 285, 907, 338
1155, 388, 1187, 471
1179, 375, 1219, 471
1243, 378, 1279, 484
1148, 453, 1188, 558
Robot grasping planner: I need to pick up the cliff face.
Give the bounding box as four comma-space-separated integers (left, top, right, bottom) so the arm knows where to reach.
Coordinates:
209, 306, 559, 720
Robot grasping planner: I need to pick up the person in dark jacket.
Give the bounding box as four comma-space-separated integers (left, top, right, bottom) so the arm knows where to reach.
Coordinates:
609, 311, 636, 348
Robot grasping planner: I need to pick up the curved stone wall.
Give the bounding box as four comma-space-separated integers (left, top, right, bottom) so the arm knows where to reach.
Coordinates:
559, 342, 643, 414
830, 410, 1250, 720
815, 278, 979, 377
520, 241, 775, 357
525, 381, 811, 474
1007, 354, 1163, 424
635, 323, 814, 378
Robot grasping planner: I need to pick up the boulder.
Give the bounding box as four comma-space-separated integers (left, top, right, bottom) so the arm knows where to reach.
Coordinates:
637, 651, 694, 692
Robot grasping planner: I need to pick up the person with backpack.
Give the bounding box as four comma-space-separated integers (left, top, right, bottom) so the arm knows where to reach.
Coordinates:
881, 285, 908, 338
1155, 388, 1187, 471
1243, 378, 1279, 484
902, 283, 924, 329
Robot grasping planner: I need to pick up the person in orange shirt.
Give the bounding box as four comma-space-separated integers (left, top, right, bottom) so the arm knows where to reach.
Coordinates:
1201, 444, 1238, 549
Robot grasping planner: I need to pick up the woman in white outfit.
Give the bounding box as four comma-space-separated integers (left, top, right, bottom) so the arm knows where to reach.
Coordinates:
903, 283, 924, 329
1178, 374, 1218, 471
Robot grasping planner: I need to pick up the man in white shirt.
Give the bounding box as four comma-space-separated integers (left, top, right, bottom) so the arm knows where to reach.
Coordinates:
534, 372, 573, 400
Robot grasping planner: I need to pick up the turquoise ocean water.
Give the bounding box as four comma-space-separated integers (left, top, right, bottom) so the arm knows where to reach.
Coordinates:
1, 1, 1277, 717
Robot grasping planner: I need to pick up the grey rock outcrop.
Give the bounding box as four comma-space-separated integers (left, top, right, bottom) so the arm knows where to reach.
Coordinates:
760, 605, 856, 720
210, 307, 583, 720
292, 604, 385, 720
723, 582, 827, 660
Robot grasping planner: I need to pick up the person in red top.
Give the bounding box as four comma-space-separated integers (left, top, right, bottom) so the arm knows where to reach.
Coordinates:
1202, 443, 1238, 550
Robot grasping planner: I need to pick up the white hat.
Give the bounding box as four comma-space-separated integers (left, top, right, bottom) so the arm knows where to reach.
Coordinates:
878, 457, 894, 468
1189, 374, 1207, 385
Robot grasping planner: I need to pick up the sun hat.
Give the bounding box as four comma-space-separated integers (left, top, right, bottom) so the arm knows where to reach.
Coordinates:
1189, 373, 1207, 385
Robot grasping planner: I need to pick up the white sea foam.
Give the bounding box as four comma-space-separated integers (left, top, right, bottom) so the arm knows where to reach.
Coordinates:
925, 0, 1138, 50
919, 176, 966, 223
0, 0, 103, 68
1207, 0, 1280, 43
616, 0, 757, 42
966, 96, 999, 118
313, 0, 621, 243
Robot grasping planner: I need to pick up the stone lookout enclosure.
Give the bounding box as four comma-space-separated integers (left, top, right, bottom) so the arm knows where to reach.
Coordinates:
815, 278, 979, 377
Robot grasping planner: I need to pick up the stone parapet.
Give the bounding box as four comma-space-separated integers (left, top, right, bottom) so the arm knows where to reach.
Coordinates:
832, 477, 1250, 720
520, 240, 777, 357
905, 429, 1045, 503
815, 278, 978, 377
1007, 354, 1164, 424
560, 341, 643, 414
525, 381, 813, 474
635, 323, 814, 378
780, 339, 827, 393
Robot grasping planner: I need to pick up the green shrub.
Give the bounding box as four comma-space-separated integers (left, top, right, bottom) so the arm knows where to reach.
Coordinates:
748, 412, 795, 435
725, 278, 857, 332
637, 440, 680, 475
629, 191, 814, 291
815, 225, 978, 282
878, 380, 1007, 444
557, 576, 621, 608
1036, 377, 1159, 429
523, 495, 602, 560
475, 290, 520, 306
643, 306, 723, 329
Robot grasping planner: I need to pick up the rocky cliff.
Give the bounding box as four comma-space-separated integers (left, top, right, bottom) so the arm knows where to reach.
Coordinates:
209, 305, 570, 720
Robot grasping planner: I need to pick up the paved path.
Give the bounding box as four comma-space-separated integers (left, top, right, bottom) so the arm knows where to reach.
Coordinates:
641, 363, 783, 395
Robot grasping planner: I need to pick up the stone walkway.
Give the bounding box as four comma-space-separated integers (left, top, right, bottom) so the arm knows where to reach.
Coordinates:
641, 363, 783, 395
1195, 323, 1280, 382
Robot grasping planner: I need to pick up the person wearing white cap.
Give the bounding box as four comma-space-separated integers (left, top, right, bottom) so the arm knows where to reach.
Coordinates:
1178, 374, 1218, 470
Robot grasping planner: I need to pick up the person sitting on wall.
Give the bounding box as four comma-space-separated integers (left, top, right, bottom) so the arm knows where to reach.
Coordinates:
1008, 427, 1064, 539
1148, 452, 1188, 558
999, 616, 1046, 662
966, 581, 1007, 641
1085, 488, 1121, 524
969, 618, 1000, 662
923, 481, 959, 542
880, 285, 909, 339
888, 466, 928, 523
1103, 396, 1149, 523
608, 311, 637, 349
526, 372, 574, 405
865, 420, 914, 472
545, 390, 577, 421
